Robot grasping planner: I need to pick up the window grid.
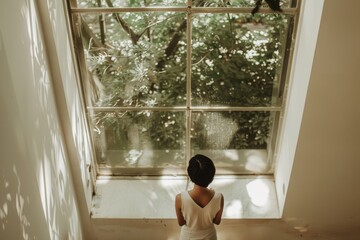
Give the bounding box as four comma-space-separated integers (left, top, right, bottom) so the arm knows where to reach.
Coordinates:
67, 0, 300, 176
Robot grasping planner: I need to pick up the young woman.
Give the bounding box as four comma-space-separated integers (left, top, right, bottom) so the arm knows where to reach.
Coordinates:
175, 154, 224, 240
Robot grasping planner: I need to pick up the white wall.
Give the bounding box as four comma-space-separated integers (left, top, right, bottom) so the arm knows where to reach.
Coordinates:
35, 0, 96, 235
275, 0, 324, 214
0, 0, 93, 239
1, 0, 360, 239
282, 0, 360, 236
93, 1, 360, 239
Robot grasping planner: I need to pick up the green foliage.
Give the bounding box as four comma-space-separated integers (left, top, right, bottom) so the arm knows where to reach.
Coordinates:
79, 0, 290, 152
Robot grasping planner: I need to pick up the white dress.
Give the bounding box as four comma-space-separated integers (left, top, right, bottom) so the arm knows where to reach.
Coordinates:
180, 191, 222, 240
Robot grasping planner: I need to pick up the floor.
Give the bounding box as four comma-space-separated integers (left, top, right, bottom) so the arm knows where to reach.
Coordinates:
91, 177, 360, 240
92, 176, 280, 219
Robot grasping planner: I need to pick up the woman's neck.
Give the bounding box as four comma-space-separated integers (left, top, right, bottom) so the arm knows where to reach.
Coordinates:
192, 184, 208, 192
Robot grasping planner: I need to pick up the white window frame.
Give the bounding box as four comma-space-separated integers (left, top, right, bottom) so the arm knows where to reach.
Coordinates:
66, 0, 302, 176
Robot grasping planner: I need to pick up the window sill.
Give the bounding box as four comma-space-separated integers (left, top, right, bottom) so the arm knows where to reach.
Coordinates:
91, 175, 280, 220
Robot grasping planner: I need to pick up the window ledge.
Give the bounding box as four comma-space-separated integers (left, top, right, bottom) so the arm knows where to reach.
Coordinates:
91, 176, 280, 219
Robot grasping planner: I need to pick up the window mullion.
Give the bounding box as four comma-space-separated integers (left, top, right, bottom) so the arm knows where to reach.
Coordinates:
185, 2, 192, 168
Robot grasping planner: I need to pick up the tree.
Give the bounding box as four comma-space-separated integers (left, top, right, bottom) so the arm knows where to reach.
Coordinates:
73, 0, 291, 168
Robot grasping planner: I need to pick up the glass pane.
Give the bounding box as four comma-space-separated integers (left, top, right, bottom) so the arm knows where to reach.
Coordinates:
74, 0, 296, 8
191, 111, 275, 173
91, 111, 186, 168
191, 13, 290, 107
76, 0, 187, 7
80, 12, 187, 107
193, 0, 295, 8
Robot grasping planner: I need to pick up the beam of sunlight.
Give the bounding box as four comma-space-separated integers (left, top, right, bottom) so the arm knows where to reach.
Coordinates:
1, 178, 11, 231
212, 177, 237, 188
244, 150, 268, 172
159, 176, 187, 198
246, 179, 270, 207
13, 165, 31, 240
224, 199, 243, 218
223, 150, 239, 161
0, 202, 8, 219
96, 178, 111, 187
159, 177, 186, 188
38, 160, 48, 221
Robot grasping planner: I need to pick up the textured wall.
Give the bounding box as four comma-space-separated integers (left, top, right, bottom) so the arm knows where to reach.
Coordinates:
0, 0, 83, 239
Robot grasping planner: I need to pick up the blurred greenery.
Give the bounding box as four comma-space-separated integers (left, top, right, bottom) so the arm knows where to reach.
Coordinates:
76, 0, 291, 158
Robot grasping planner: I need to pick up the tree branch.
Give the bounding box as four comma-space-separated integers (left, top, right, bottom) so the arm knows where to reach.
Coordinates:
105, 0, 141, 44
80, 17, 106, 49
156, 19, 187, 70
156, 0, 207, 70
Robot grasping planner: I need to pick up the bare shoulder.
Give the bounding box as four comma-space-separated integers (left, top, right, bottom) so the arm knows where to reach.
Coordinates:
219, 192, 224, 201
175, 193, 182, 205
216, 192, 224, 205
176, 192, 182, 200
219, 193, 224, 210
175, 192, 186, 226
211, 189, 221, 197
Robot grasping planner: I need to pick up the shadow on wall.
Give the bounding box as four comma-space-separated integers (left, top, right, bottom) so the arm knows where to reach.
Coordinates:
0, 0, 82, 239
46, 0, 92, 188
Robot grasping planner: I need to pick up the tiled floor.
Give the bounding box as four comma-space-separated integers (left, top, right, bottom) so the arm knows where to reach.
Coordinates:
92, 176, 279, 219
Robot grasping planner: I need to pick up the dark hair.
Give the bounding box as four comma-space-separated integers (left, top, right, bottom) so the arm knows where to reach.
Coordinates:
187, 154, 216, 188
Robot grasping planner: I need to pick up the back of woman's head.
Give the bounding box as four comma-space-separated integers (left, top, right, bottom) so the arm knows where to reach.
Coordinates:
187, 154, 216, 188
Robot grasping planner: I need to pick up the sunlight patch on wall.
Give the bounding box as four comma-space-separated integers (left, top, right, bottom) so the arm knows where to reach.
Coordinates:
0, 165, 32, 239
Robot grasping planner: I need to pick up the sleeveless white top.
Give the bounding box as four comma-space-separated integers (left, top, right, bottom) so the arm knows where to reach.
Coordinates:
180, 191, 222, 240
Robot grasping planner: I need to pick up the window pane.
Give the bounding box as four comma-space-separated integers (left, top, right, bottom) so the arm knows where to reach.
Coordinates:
191, 13, 290, 107
75, 0, 186, 7
80, 12, 187, 107
191, 111, 275, 173
68, 0, 299, 175
74, 0, 296, 8
91, 111, 186, 169
191, 111, 272, 150
193, 0, 295, 8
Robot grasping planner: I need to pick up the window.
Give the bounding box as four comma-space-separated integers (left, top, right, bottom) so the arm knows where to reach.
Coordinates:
67, 0, 300, 176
